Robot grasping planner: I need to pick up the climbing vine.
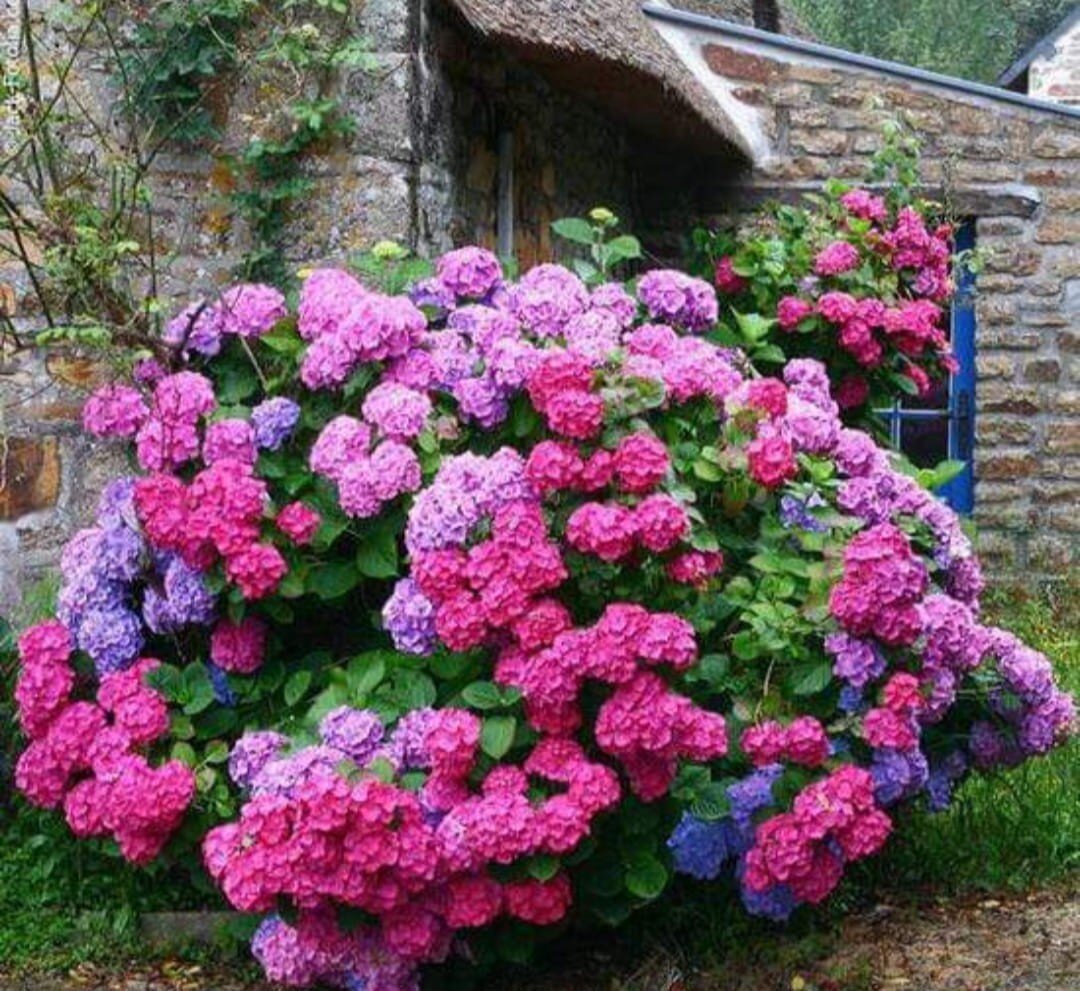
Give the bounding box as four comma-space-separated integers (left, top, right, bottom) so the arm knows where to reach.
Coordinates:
0, 0, 376, 361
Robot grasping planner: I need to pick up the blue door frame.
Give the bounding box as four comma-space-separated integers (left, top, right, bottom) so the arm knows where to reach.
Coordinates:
879, 223, 976, 514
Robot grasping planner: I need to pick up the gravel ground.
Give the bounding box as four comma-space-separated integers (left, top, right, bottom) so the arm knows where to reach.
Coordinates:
2, 886, 1076, 991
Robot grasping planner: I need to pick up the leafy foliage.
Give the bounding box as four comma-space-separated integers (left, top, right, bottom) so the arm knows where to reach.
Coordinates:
788, 0, 1076, 83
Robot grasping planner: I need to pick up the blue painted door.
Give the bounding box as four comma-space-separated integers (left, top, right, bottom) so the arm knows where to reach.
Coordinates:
878, 223, 976, 513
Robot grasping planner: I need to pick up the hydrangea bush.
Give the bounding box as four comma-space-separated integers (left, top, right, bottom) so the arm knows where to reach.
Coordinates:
695, 126, 970, 419
11, 239, 1073, 990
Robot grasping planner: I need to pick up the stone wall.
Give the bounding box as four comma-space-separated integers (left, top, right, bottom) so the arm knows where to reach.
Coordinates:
1029, 15, 1080, 106
647, 21, 1080, 575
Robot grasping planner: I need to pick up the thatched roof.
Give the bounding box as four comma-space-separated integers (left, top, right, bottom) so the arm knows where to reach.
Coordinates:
440, 0, 763, 155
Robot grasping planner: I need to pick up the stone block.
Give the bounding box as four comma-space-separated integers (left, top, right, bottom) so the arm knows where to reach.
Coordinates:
0, 437, 61, 521
973, 502, 1038, 530
792, 130, 848, 156
1024, 358, 1062, 383
976, 418, 1035, 446
1035, 216, 1080, 244
983, 244, 1041, 277
1054, 390, 1080, 412
978, 382, 1042, 414
703, 45, 783, 84
1032, 129, 1080, 159
975, 452, 1040, 480
1044, 422, 1080, 455
976, 354, 1016, 380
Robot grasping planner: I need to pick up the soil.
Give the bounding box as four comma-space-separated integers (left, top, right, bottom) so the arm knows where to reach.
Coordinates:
2, 886, 1076, 991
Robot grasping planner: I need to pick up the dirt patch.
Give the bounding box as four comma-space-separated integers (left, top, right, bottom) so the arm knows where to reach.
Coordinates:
502, 884, 1080, 991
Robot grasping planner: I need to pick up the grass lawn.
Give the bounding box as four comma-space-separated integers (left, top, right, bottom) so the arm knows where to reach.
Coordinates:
0, 580, 1076, 980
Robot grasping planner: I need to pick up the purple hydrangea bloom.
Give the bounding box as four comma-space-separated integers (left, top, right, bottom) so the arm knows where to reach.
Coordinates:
361, 382, 432, 441
163, 557, 216, 626
486, 337, 541, 390
319, 706, 385, 765
727, 764, 782, 832
871, 747, 929, 806
99, 525, 145, 582
668, 813, 736, 880
427, 329, 478, 388
404, 449, 529, 555
409, 276, 458, 315
782, 357, 832, 402
946, 555, 984, 606
779, 493, 828, 533
77, 605, 144, 675
387, 708, 439, 770
833, 428, 888, 478
839, 684, 866, 714
996, 639, 1056, 706
435, 246, 503, 300
510, 264, 589, 337
218, 283, 287, 338
250, 745, 348, 798
229, 730, 290, 790
737, 858, 796, 922
637, 269, 718, 332
164, 300, 225, 357
925, 750, 967, 812
783, 398, 840, 454
447, 305, 519, 354
252, 397, 301, 451
453, 375, 510, 428
382, 579, 438, 656
97, 476, 138, 528
1019, 692, 1075, 755
825, 632, 886, 689
590, 282, 638, 327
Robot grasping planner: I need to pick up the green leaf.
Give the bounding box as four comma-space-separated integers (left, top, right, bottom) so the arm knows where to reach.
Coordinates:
259, 325, 303, 356
733, 310, 775, 342
690, 782, 731, 821
731, 630, 761, 660
356, 528, 398, 579
526, 855, 561, 882
697, 653, 731, 687
462, 681, 505, 710
284, 669, 313, 707
308, 561, 358, 600
171, 742, 198, 767
182, 664, 215, 715
693, 459, 723, 482
203, 740, 230, 765
347, 654, 387, 699
551, 217, 595, 246
481, 715, 516, 759
790, 661, 833, 696
624, 853, 668, 901
215, 363, 259, 404
395, 670, 437, 709
170, 713, 195, 741
196, 708, 238, 739
604, 234, 642, 264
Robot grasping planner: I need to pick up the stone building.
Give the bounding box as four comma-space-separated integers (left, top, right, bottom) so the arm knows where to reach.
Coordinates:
1001, 6, 1080, 106
2, 0, 1078, 615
